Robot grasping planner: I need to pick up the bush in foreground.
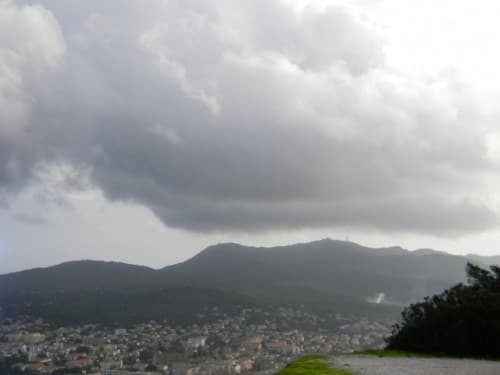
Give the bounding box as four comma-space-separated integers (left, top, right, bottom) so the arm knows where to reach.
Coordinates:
386, 262, 500, 357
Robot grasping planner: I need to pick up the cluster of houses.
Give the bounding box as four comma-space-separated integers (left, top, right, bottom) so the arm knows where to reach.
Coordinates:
0, 307, 392, 374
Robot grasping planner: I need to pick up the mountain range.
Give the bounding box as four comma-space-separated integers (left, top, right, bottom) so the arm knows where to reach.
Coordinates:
0, 239, 497, 325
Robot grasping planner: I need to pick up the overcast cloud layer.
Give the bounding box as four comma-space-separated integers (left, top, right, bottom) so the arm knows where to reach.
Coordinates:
1, 0, 500, 244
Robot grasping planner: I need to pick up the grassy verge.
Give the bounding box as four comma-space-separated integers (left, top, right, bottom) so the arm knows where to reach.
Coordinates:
276, 354, 357, 375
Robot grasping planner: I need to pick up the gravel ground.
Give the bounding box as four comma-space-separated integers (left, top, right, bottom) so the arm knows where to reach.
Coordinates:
331, 355, 500, 375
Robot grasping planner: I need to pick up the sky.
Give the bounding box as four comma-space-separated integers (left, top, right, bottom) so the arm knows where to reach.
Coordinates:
2, 0, 500, 273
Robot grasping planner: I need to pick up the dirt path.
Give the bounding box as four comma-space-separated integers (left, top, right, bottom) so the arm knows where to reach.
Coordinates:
331, 355, 500, 375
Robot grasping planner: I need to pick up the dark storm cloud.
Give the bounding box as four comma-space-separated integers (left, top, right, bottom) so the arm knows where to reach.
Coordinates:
0, 0, 498, 234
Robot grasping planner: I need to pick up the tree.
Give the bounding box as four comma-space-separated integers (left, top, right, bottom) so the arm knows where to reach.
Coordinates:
139, 349, 154, 363
386, 262, 500, 357
145, 363, 158, 371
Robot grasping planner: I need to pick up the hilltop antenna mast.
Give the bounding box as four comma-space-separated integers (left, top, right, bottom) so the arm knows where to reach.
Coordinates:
346, 230, 349, 242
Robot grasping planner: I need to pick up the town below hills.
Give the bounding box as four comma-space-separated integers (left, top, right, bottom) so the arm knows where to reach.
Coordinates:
1, 239, 499, 374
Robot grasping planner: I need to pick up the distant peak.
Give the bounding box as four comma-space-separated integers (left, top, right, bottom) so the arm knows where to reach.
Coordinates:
413, 248, 446, 256
368, 246, 408, 256
45, 259, 155, 272
52, 259, 138, 266
294, 238, 359, 247
202, 242, 250, 252
314, 237, 334, 243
